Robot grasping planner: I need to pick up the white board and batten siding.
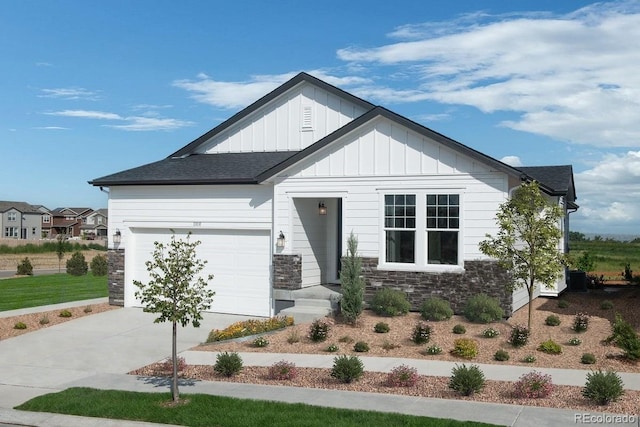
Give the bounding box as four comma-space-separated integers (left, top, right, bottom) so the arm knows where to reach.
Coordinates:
196, 82, 369, 154
273, 116, 511, 261
108, 185, 274, 317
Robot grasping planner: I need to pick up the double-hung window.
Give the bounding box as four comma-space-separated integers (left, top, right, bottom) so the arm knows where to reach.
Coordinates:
381, 191, 462, 270
7, 212, 16, 221
4, 227, 18, 238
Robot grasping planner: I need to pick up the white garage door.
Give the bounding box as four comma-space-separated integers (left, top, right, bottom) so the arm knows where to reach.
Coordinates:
128, 228, 271, 317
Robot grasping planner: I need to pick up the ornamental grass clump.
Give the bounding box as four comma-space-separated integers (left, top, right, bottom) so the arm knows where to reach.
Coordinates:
13, 322, 27, 330
448, 364, 485, 396
420, 297, 453, 321
537, 339, 562, 355
513, 371, 554, 399
411, 322, 432, 344
582, 370, 624, 405
268, 360, 297, 380
386, 365, 419, 387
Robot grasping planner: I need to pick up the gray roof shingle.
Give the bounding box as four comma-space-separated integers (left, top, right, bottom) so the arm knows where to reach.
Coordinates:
0, 201, 41, 214
517, 165, 576, 202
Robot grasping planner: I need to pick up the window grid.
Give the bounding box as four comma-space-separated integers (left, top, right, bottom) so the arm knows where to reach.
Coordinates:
426, 194, 459, 230
384, 194, 416, 229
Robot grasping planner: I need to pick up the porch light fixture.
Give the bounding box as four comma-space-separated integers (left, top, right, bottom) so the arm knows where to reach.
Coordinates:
318, 202, 327, 215
113, 229, 122, 245
276, 231, 285, 248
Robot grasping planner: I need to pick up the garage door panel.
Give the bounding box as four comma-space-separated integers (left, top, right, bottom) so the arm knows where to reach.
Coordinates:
128, 228, 271, 317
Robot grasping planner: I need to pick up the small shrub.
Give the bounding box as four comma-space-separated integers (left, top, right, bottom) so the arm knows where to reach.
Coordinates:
66, 251, 88, 276
494, 349, 510, 361
39, 316, 50, 325
326, 344, 339, 353
448, 364, 485, 396
287, 329, 300, 344
90, 254, 108, 276
420, 297, 453, 321
411, 322, 432, 344
452, 324, 466, 334
545, 315, 561, 326
568, 337, 582, 346
382, 340, 400, 350
522, 355, 536, 363
331, 355, 364, 383
513, 371, 554, 398
451, 338, 478, 359
509, 324, 530, 347
582, 370, 624, 405
600, 300, 614, 310
370, 288, 411, 317
14, 322, 27, 330
463, 293, 504, 323
353, 341, 370, 352
573, 312, 590, 332
268, 360, 297, 380
338, 335, 354, 344
557, 300, 569, 309
581, 353, 597, 364
482, 327, 500, 338
609, 314, 640, 361
160, 356, 187, 372
253, 336, 269, 348
83, 305, 93, 313
308, 319, 330, 342
425, 344, 442, 355
214, 352, 243, 377
386, 364, 419, 387
374, 322, 390, 333
537, 339, 562, 355
16, 257, 33, 275
59, 310, 72, 318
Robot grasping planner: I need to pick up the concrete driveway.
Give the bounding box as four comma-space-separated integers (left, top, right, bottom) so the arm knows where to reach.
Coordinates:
0, 302, 252, 409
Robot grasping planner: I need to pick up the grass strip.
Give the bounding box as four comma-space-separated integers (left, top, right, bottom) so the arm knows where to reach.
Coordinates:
0, 274, 107, 311
16, 387, 500, 427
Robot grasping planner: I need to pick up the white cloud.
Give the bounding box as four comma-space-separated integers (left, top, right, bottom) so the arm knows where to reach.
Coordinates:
500, 156, 523, 167
174, 70, 372, 110
572, 150, 640, 232
34, 126, 69, 130
39, 88, 101, 100
335, 1, 640, 148
45, 110, 122, 120
44, 110, 192, 131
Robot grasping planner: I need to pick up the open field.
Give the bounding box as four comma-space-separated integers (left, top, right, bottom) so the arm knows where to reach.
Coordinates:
570, 239, 640, 274
0, 250, 105, 271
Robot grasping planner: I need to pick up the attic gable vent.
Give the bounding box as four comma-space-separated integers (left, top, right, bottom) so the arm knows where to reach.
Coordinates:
301, 105, 313, 131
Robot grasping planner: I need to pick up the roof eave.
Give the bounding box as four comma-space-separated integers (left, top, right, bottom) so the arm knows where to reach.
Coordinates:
90, 178, 260, 187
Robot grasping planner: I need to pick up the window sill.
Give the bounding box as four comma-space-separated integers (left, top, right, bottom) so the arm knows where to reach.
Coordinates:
376, 263, 465, 274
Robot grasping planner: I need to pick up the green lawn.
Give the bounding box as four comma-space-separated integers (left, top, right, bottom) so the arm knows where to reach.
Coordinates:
570, 240, 640, 273
0, 274, 107, 311
16, 388, 500, 427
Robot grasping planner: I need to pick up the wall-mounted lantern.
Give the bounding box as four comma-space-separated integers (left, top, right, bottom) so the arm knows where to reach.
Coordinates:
276, 230, 285, 248
318, 202, 327, 215
113, 229, 122, 245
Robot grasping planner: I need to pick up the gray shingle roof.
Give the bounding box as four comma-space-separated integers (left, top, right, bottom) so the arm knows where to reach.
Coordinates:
517, 165, 576, 202
0, 201, 41, 214
90, 152, 297, 186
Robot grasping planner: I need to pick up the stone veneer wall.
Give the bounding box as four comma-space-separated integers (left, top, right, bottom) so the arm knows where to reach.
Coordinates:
273, 254, 302, 290
107, 249, 125, 306
361, 258, 513, 316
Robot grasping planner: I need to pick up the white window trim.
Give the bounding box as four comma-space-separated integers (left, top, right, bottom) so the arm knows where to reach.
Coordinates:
378, 190, 464, 273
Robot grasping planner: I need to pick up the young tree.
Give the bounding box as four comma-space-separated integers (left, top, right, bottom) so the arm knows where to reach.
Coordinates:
479, 181, 565, 330
134, 232, 215, 402
340, 232, 364, 325
56, 234, 66, 273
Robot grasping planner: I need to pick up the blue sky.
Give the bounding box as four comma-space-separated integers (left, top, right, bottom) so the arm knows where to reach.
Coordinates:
2, 0, 639, 235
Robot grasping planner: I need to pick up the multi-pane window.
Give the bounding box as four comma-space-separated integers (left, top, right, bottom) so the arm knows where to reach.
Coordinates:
426, 194, 459, 265
7, 212, 16, 221
384, 194, 416, 263
4, 227, 18, 237
43, 215, 50, 223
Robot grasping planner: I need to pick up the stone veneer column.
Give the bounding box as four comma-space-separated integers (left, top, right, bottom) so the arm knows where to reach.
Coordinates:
107, 249, 125, 306
359, 257, 513, 316
273, 254, 302, 290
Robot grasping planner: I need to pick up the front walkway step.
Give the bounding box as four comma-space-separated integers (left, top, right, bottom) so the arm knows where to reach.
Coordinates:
279, 305, 332, 324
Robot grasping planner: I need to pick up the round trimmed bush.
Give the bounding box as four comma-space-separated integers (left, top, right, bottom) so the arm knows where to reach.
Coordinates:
451, 338, 478, 359
494, 349, 510, 361
370, 288, 411, 317
581, 353, 596, 364
353, 341, 370, 352
557, 300, 569, 309
452, 324, 466, 334
463, 294, 504, 323
331, 355, 364, 383
545, 315, 561, 326
582, 370, 624, 405
214, 352, 243, 377
374, 322, 390, 333
420, 297, 453, 321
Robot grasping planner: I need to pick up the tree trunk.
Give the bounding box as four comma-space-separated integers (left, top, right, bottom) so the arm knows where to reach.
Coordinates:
172, 320, 179, 402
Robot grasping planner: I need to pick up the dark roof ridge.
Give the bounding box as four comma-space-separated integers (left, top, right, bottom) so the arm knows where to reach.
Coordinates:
169, 72, 375, 158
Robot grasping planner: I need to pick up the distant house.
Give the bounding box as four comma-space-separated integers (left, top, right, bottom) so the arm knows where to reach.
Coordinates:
0, 201, 43, 240
80, 208, 108, 238
49, 207, 94, 238
92, 72, 578, 317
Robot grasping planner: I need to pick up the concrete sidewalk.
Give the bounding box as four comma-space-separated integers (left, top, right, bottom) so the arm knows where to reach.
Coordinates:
1, 301, 639, 427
